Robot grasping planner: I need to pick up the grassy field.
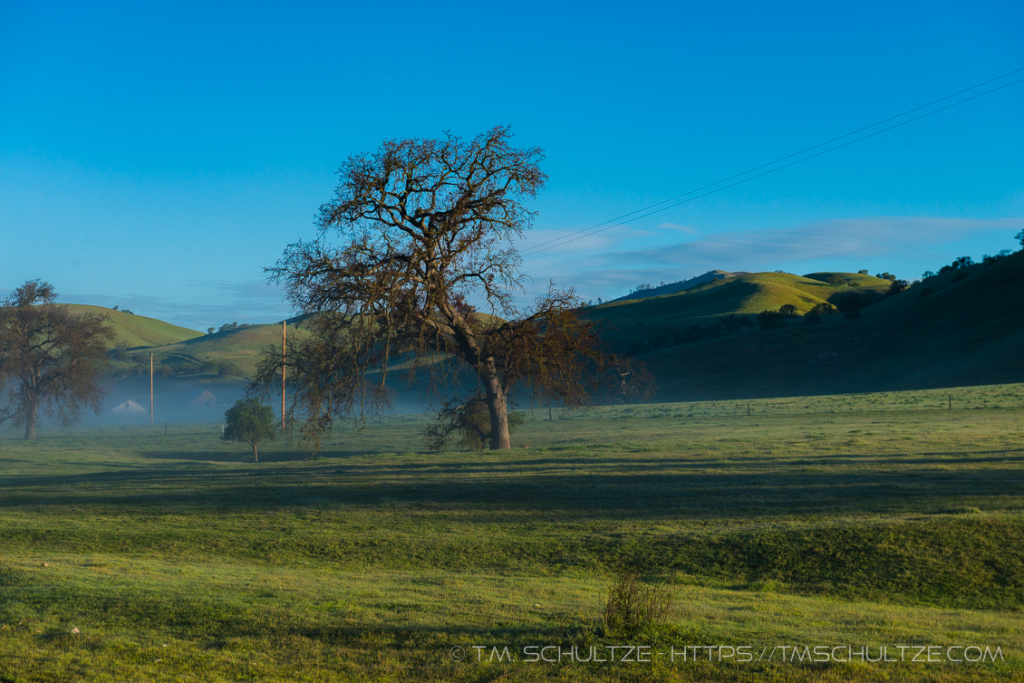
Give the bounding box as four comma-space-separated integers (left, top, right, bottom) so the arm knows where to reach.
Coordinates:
1, 384, 1023, 681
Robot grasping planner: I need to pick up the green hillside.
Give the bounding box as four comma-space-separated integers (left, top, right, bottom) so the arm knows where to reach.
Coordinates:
138, 321, 311, 378
590, 271, 891, 350
637, 252, 1024, 399
89, 253, 1024, 397
65, 304, 203, 348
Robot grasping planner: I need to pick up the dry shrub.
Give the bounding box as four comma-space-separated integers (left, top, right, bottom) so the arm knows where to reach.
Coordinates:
602, 570, 676, 636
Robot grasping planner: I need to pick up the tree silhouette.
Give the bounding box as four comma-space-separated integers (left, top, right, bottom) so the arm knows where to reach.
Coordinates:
0, 280, 114, 440
255, 127, 602, 450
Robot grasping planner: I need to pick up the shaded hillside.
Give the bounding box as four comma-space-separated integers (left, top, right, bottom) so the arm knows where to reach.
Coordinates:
639, 251, 1024, 400
65, 304, 203, 348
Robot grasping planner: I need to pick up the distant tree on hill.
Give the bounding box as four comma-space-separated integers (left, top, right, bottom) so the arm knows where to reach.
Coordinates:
207, 327, 216, 335
0, 280, 115, 440
223, 398, 276, 462
1016, 229, 1023, 248
778, 304, 797, 318
982, 250, 1012, 266
802, 302, 838, 325
875, 272, 896, 282
886, 279, 909, 297
939, 256, 974, 274
809, 302, 838, 316
921, 270, 936, 278
857, 269, 869, 275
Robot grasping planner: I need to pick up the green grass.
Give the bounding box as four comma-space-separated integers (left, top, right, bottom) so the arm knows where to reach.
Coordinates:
1, 384, 1023, 680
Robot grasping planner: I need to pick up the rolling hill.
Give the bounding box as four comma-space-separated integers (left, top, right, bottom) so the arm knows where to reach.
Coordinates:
65, 304, 203, 348
73, 251, 1024, 402
590, 270, 892, 351
633, 251, 1024, 399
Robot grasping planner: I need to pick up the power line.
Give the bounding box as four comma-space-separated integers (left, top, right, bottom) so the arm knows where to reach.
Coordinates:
521, 68, 1024, 257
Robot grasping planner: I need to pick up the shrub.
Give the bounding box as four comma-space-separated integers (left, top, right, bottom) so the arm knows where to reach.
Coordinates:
602, 570, 676, 637
426, 397, 524, 450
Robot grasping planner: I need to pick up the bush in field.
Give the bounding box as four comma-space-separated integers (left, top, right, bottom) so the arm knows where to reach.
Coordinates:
602, 570, 676, 637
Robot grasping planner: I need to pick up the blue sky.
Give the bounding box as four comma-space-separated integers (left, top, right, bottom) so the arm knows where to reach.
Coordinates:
1, 0, 1022, 329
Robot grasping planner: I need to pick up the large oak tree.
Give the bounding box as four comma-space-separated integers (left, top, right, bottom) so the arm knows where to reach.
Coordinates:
256, 126, 601, 449
0, 281, 115, 439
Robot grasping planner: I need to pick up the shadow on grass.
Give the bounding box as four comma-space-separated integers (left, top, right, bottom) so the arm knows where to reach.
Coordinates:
0, 449, 1022, 518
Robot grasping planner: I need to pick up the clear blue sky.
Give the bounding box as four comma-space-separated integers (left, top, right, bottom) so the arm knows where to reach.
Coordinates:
2, 0, 1022, 329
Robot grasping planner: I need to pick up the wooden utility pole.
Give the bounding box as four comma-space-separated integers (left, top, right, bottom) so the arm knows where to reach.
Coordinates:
150, 353, 154, 426
281, 321, 287, 431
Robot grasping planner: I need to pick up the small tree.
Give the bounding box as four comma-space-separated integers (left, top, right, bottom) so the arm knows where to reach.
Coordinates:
1016, 229, 1023, 249
223, 398, 276, 462
0, 281, 115, 439
778, 304, 797, 318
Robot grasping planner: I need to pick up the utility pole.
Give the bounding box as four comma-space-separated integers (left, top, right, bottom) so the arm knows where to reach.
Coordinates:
281, 321, 287, 431
150, 353, 154, 426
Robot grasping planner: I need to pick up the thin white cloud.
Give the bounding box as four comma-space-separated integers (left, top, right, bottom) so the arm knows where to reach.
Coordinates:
522, 216, 1024, 301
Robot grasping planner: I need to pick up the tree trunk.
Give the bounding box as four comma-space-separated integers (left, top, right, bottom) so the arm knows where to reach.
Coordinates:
252, 442, 259, 462
24, 397, 38, 440
479, 358, 510, 450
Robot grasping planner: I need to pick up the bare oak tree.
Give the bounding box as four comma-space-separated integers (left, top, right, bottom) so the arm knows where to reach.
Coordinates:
0, 280, 115, 439
254, 126, 602, 450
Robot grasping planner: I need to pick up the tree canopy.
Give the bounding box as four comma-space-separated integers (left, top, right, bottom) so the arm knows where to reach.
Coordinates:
254, 126, 602, 450
0, 280, 115, 439
223, 398, 276, 462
